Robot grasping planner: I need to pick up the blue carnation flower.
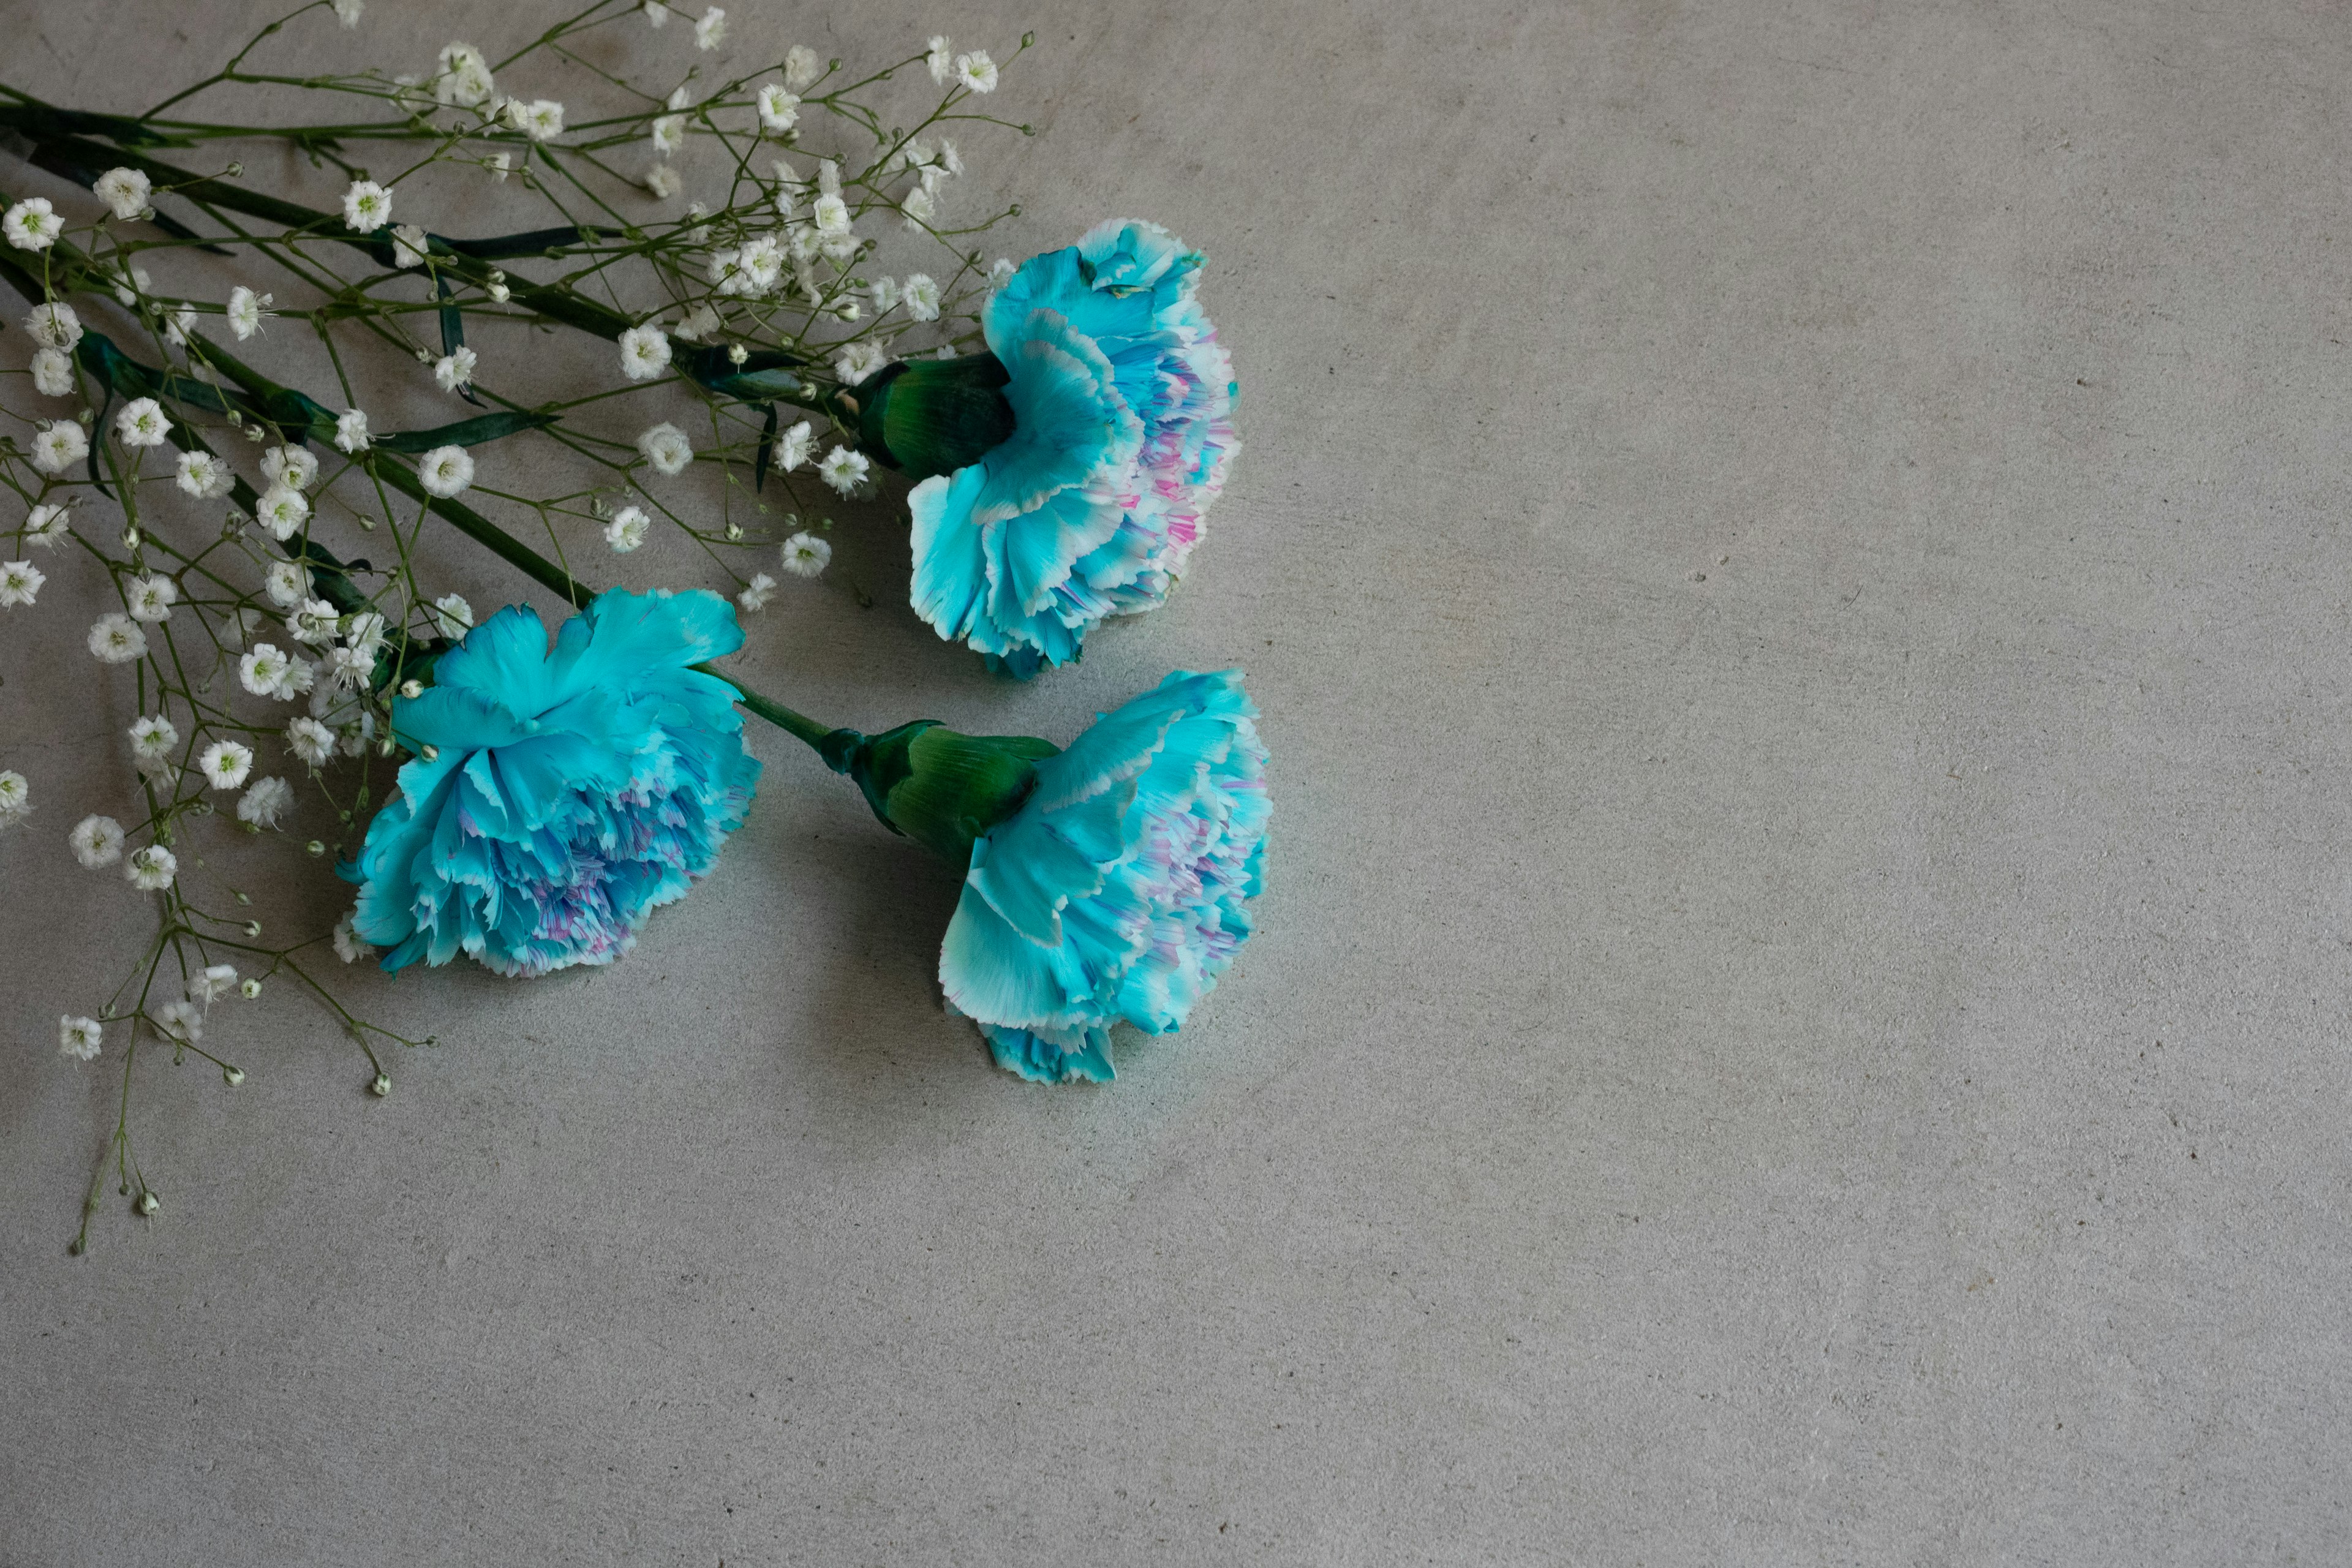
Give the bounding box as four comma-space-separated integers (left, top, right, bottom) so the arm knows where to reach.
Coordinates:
934, 669, 1269, 1082
345, 589, 762, 977
894, 221, 1240, 678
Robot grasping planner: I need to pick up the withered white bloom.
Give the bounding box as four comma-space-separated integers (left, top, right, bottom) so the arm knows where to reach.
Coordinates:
988, 256, 1016, 289
817, 157, 840, 196
618, 325, 673, 382
434, 344, 478, 392
938, 138, 964, 177
102, 262, 151, 306
817, 446, 869, 495
812, 193, 850, 235
785, 44, 821, 88
954, 51, 998, 93
70, 814, 126, 869
198, 739, 254, 790
261, 444, 318, 491
238, 643, 295, 696
333, 911, 372, 963
926, 36, 954, 84
603, 505, 649, 552
24, 301, 81, 349
3, 197, 61, 251
191, 963, 240, 1004
901, 273, 941, 322
0, 559, 43, 606
507, 98, 565, 141
60, 1016, 103, 1061
236, 777, 293, 829
430, 592, 473, 638
288, 597, 340, 646
175, 451, 233, 499
257, 483, 311, 541
391, 223, 430, 269
126, 843, 177, 891
95, 167, 153, 220
89, 613, 146, 664
0, 769, 27, 828
125, 573, 178, 623
31, 347, 75, 397
818, 230, 859, 264
867, 276, 899, 313
637, 421, 693, 476
900, 185, 935, 230
780, 530, 831, 578
217, 606, 265, 650
263, 561, 308, 607
757, 83, 799, 133
287, 715, 335, 767
434, 41, 496, 107
417, 445, 474, 498
342, 179, 393, 231
671, 302, 720, 341
24, 502, 71, 546
833, 340, 886, 385
694, 6, 726, 48
651, 113, 686, 153
164, 305, 200, 345
334, 0, 363, 24
737, 571, 776, 612
115, 398, 171, 448
775, 418, 813, 472
334, 408, 371, 453
643, 0, 667, 23
156, 999, 202, 1044
644, 164, 681, 200
130, 715, 179, 760
34, 421, 89, 475
226, 285, 271, 340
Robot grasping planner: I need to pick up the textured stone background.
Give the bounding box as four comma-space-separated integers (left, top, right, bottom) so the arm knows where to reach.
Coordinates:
4, 0, 2350, 1562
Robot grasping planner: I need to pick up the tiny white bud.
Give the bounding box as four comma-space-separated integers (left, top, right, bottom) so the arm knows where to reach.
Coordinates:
239, 979, 262, 1000
399, 679, 424, 698
224, 1065, 247, 1084
137, 1190, 159, 1215
370, 1071, 391, 1096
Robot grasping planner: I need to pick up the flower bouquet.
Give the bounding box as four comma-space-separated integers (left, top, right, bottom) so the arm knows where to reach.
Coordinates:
0, 0, 1265, 1253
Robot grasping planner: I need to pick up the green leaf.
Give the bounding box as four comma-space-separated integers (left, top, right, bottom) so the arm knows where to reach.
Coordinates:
372, 411, 559, 452
436, 273, 480, 408
753, 402, 778, 494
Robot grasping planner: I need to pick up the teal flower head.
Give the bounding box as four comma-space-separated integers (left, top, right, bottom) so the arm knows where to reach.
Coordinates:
831, 669, 1268, 1082
345, 589, 762, 977
873, 221, 1240, 678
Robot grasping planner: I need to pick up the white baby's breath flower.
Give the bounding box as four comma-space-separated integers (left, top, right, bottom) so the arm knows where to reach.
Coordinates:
34, 421, 89, 475
900, 185, 935, 230
334, 407, 372, 453
434, 344, 478, 392
126, 843, 177, 891
175, 451, 232, 499
70, 814, 125, 868
817, 446, 869, 496
833, 340, 886, 385
435, 41, 496, 107
24, 301, 81, 349
618, 325, 673, 382
89, 612, 146, 664
165, 306, 199, 345
989, 256, 1016, 289
261, 445, 319, 491
24, 502, 70, 546
785, 44, 821, 88
780, 530, 831, 578
901, 272, 941, 322
115, 398, 170, 448
390, 223, 430, 269
238, 643, 293, 696
190, 963, 239, 1005
637, 421, 693, 476
334, 0, 363, 25
643, 0, 667, 23
866, 276, 899, 313
811, 193, 850, 235
431, 593, 473, 639
926, 35, 954, 83
507, 98, 565, 141
671, 302, 720, 342
417, 445, 474, 497
226, 285, 271, 340
0, 559, 43, 606
695, 6, 725, 48
757, 83, 799, 133
737, 571, 776, 612
31, 347, 75, 396
95, 167, 153, 221
644, 164, 681, 200
938, 138, 964, 177
287, 597, 340, 646
3, 197, 61, 251
198, 739, 254, 791
333, 912, 372, 964
954, 51, 998, 93
342, 179, 393, 232
287, 715, 335, 767
156, 999, 202, 1044
603, 505, 650, 552
130, 715, 178, 760
126, 573, 178, 623
651, 113, 686, 154
775, 419, 813, 472
263, 561, 308, 608
0, 769, 27, 829
257, 483, 311, 541
60, 1016, 103, 1061
237, 777, 293, 829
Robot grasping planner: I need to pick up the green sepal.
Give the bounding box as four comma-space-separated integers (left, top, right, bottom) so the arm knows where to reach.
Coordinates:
856, 352, 1016, 479
821, 721, 1060, 863
683, 344, 811, 402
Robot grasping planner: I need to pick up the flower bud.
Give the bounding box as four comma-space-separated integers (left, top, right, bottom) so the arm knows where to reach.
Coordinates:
420, 743, 439, 761
137, 1190, 159, 1215
239, 978, 262, 999
224, 1065, 246, 1085
369, 1071, 391, 1096
818, 720, 1058, 862
307, 839, 327, 857
400, 679, 424, 699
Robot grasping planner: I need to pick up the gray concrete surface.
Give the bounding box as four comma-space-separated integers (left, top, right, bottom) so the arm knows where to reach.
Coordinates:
5, 0, 2351, 1561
